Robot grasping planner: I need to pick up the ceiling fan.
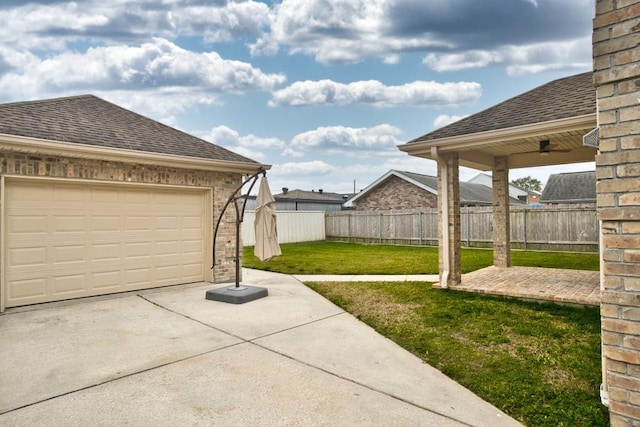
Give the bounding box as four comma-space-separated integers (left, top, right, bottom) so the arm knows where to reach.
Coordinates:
524, 140, 572, 155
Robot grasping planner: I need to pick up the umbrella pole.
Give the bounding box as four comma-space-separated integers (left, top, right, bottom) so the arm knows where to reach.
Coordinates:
211, 167, 264, 283
206, 168, 268, 304
233, 196, 241, 288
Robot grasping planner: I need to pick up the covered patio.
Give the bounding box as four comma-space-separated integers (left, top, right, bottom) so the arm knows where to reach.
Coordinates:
398, 72, 598, 296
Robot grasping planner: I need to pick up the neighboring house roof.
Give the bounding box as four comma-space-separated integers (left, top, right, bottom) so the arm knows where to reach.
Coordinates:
345, 170, 524, 207
274, 189, 348, 204
540, 171, 596, 203
408, 72, 595, 143
0, 94, 259, 166
468, 173, 540, 199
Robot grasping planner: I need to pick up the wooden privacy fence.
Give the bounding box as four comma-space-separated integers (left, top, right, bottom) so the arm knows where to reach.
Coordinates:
325, 204, 598, 252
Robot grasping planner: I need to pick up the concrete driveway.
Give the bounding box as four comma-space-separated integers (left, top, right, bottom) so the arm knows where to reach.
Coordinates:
0, 269, 521, 426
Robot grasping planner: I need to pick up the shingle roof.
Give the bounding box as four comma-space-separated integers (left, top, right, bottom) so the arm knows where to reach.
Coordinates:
274, 189, 347, 203
540, 171, 596, 203
402, 171, 523, 205
408, 72, 595, 143
0, 94, 258, 164
345, 170, 524, 207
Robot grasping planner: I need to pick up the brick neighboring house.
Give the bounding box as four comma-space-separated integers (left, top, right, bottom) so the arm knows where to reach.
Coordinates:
0, 94, 264, 311
539, 171, 596, 204
344, 170, 524, 210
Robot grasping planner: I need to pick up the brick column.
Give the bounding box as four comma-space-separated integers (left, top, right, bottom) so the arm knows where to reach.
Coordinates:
437, 152, 461, 287
493, 156, 511, 268
593, 0, 640, 424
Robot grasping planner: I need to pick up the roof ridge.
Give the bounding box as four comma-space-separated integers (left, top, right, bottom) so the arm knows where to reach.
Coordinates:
0, 94, 96, 108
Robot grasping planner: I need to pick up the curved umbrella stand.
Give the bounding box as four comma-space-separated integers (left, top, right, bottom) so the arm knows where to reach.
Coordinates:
206, 167, 269, 304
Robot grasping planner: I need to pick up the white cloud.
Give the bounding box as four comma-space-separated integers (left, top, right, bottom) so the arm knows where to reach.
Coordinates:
250, 0, 452, 64
197, 125, 286, 163
433, 114, 468, 129
203, 125, 286, 149
269, 80, 482, 107
290, 124, 403, 154
0, 1, 271, 51
252, 0, 593, 71
271, 160, 337, 176
423, 38, 592, 76
0, 38, 286, 105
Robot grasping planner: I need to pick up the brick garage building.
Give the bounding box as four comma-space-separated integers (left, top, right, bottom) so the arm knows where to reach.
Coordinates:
0, 95, 264, 311
593, 0, 640, 424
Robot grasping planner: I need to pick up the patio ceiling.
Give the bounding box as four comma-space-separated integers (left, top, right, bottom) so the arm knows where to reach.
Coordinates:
398, 72, 597, 171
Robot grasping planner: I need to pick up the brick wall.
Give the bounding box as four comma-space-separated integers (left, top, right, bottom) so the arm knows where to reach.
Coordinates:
353, 176, 437, 210
493, 156, 511, 268
0, 151, 242, 284
593, 0, 640, 424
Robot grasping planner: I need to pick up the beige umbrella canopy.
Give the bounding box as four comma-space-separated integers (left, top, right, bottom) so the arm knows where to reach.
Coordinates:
254, 176, 281, 262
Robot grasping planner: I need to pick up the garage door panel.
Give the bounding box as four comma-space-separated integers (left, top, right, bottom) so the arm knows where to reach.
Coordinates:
91, 243, 123, 261
8, 277, 47, 300
91, 271, 122, 290
7, 215, 48, 236
52, 274, 87, 295
53, 244, 88, 264
92, 215, 121, 231
4, 180, 209, 308
125, 216, 153, 231
183, 239, 204, 254
52, 215, 87, 233
184, 263, 205, 278
8, 246, 47, 268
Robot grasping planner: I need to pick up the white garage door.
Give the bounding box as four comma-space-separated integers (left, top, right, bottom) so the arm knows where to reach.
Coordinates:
3, 178, 210, 308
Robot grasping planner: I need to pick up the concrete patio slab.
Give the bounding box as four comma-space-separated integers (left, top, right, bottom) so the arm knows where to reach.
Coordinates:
0, 295, 241, 414
1, 343, 467, 426
0, 268, 522, 426
255, 312, 515, 427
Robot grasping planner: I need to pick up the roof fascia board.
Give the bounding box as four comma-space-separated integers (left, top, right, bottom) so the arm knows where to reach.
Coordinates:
398, 113, 596, 154
0, 134, 268, 174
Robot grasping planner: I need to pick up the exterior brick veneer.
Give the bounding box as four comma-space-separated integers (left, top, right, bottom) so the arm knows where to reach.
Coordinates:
493, 156, 511, 267
437, 152, 461, 287
0, 151, 242, 286
353, 175, 437, 210
593, 0, 640, 424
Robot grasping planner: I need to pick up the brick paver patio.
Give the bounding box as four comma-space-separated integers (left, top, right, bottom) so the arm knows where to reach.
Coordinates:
437, 266, 600, 306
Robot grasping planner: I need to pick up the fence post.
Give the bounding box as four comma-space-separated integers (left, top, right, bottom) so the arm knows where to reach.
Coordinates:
348, 212, 352, 242
523, 207, 527, 250
465, 206, 471, 247
379, 212, 383, 244
419, 210, 423, 246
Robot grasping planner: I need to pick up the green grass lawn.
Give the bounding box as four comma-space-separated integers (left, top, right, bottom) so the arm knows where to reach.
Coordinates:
242, 241, 600, 274
306, 280, 607, 426
243, 241, 606, 426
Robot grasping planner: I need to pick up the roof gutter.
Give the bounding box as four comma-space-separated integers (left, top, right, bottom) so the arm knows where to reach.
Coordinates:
0, 133, 268, 174
431, 146, 450, 289
398, 114, 596, 156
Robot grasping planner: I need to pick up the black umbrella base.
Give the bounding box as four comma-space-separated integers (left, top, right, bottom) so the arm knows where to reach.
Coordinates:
206, 285, 268, 304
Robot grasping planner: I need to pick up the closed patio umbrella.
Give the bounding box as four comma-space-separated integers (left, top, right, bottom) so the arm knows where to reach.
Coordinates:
254, 176, 281, 262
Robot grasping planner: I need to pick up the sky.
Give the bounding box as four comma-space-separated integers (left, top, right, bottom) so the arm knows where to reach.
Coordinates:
0, 0, 596, 195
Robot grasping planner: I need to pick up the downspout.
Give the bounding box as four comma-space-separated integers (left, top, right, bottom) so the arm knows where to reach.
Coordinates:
431, 146, 450, 288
